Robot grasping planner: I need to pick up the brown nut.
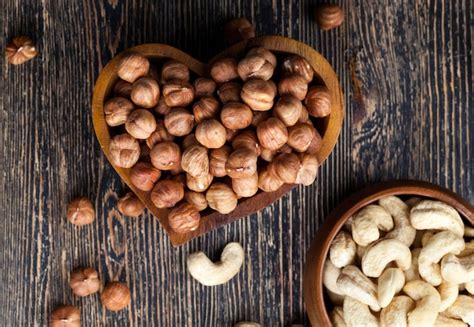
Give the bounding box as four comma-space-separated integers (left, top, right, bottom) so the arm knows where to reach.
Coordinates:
210, 58, 239, 83
51, 305, 80, 327
117, 192, 145, 217
241, 79, 277, 111
154, 97, 172, 116
281, 55, 314, 82
273, 95, 303, 127
306, 128, 323, 154
231, 130, 261, 156
238, 55, 274, 81
104, 97, 135, 127
206, 183, 238, 214
225, 147, 258, 178
287, 122, 315, 152
260, 147, 276, 162
69, 267, 100, 297
151, 180, 184, 208
226, 128, 238, 142
150, 141, 181, 170
114, 79, 133, 98
162, 79, 195, 107
100, 282, 131, 311
295, 153, 318, 185
195, 119, 227, 149
184, 191, 208, 211
182, 134, 198, 149
194, 77, 217, 97
278, 74, 308, 100
298, 105, 310, 123
168, 202, 200, 233
247, 47, 277, 66
186, 173, 214, 192
130, 77, 160, 108
125, 109, 157, 139
67, 197, 95, 226
224, 17, 256, 45
209, 145, 232, 177
164, 108, 194, 136
109, 133, 140, 168
146, 120, 175, 148
305, 85, 332, 117
269, 153, 301, 184
6, 36, 38, 65
130, 162, 161, 191
258, 166, 284, 192
232, 173, 259, 198
181, 145, 209, 177
220, 102, 253, 129
251, 111, 271, 127
217, 82, 242, 103
192, 96, 220, 123
256, 117, 288, 151
161, 60, 190, 82
315, 4, 344, 30
117, 52, 150, 83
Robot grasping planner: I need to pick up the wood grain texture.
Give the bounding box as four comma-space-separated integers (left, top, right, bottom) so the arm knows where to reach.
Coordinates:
1, 0, 472, 326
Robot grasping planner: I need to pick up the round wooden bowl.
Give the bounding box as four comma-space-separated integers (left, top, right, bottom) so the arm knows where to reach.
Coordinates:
92, 36, 344, 246
303, 180, 474, 326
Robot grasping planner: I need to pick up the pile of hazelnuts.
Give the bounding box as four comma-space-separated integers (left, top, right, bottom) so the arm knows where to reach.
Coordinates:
105, 46, 331, 234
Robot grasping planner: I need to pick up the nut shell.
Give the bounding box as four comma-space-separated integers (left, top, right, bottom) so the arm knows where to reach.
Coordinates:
295, 153, 318, 185
117, 52, 150, 83
195, 119, 227, 149
269, 153, 301, 184
125, 109, 157, 139
162, 79, 195, 107
130, 77, 160, 108
51, 305, 80, 327
217, 82, 242, 103
104, 97, 135, 126
130, 162, 161, 191
256, 118, 288, 151
220, 102, 253, 130
273, 95, 303, 127
100, 282, 131, 311
192, 96, 220, 123
315, 4, 344, 30
154, 97, 171, 116
194, 77, 217, 97
206, 183, 238, 214
241, 79, 277, 111
231, 130, 261, 156
305, 85, 332, 117
168, 202, 201, 233
150, 141, 181, 170
258, 166, 284, 192
282, 55, 314, 82
67, 197, 95, 226
117, 192, 145, 217
306, 128, 323, 154
225, 147, 258, 178
232, 173, 259, 198
184, 191, 208, 211
210, 58, 239, 83
69, 267, 100, 297
181, 145, 209, 177
278, 74, 308, 100
238, 55, 274, 81
251, 111, 271, 127
287, 122, 315, 152
146, 120, 175, 148
151, 180, 184, 208
114, 79, 133, 98
164, 108, 194, 136
6, 36, 38, 65
209, 145, 232, 177
224, 18, 256, 45
109, 133, 140, 168
186, 173, 214, 192
161, 60, 190, 82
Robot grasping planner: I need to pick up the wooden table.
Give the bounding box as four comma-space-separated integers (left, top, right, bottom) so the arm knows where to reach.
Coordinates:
2, 0, 472, 326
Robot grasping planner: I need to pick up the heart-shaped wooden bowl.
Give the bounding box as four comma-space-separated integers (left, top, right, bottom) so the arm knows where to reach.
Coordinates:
92, 36, 344, 246
303, 180, 474, 326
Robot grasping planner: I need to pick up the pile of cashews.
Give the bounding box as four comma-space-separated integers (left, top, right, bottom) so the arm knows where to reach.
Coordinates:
324, 196, 474, 327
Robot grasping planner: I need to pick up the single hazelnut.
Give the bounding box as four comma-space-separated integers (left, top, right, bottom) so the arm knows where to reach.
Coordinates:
206, 183, 238, 214
225, 147, 258, 178
287, 122, 316, 152
231, 130, 261, 156
195, 119, 227, 149
278, 74, 308, 100
164, 108, 194, 136
168, 202, 201, 233
130, 77, 160, 108
162, 79, 195, 107
6, 36, 37, 65
194, 77, 217, 97
273, 95, 303, 127
184, 191, 208, 211
130, 162, 161, 191
146, 120, 175, 148
100, 281, 131, 311
237, 55, 274, 81
109, 133, 140, 168
69, 267, 100, 297
269, 153, 301, 184
256, 117, 288, 151
260, 147, 276, 162
298, 105, 310, 123
258, 166, 284, 192
226, 128, 239, 142
151, 180, 184, 208
220, 102, 253, 130
117, 52, 150, 83
182, 134, 198, 149
315, 4, 344, 30
150, 141, 181, 170
305, 85, 332, 117
209, 145, 232, 177
295, 153, 319, 186
247, 47, 277, 67
281, 55, 314, 82
117, 192, 145, 217
186, 173, 214, 192
251, 110, 271, 127
241, 79, 276, 111
104, 97, 135, 127
125, 109, 157, 139
51, 305, 80, 327
217, 82, 241, 104
161, 60, 190, 82
306, 128, 323, 154
67, 197, 95, 225
232, 173, 259, 198
224, 18, 256, 45
181, 145, 209, 177
210, 58, 239, 83
114, 79, 133, 97
192, 96, 220, 123
154, 97, 172, 116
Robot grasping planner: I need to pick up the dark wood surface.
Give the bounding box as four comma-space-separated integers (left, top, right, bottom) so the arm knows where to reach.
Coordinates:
1, 0, 472, 326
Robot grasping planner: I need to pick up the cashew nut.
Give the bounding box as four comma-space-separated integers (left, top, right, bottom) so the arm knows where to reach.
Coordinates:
379, 196, 416, 246
356, 245, 368, 265
405, 197, 422, 208
187, 242, 244, 286
327, 289, 345, 306
336, 265, 380, 311
351, 204, 394, 246
404, 248, 421, 282
361, 239, 412, 278
410, 200, 464, 237
465, 226, 474, 237
403, 280, 441, 326
234, 323, 261, 327
438, 281, 459, 311
441, 253, 474, 284
330, 231, 357, 268
434, 314, 468, 327
444, 295, 474, 325
421, 230, 435, 247
343, 297, 379, 327
465, 281, 474, 295
323, 259, 344, 296
460, 240, 474, 256
330, 306, 347, 327
380, 295, 414, 327
378, 267, 405, 308
418, 231, 465, 286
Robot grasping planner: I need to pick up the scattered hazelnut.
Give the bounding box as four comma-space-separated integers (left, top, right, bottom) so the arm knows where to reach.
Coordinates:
130, 162, 161, 191
67, 197, 95, 226
295, 153, 319, 186
256, 117, 288, 151
186, 173, 214, 192
150, 141, 181, 170
161, 60, 190, 82
269, 153, 301, 184
209, 145, 232, 177
273, 95, 303, 127
182, 134, 199, 149
114, 79, 133, 98
125, 109, 157, 139
100, 281, 131, 311
168, 202, 201, 233
192, 96, 220, 123
258, 166, 284, 192
109, 133, 140, 168
220, 102, 253, 130
217, 82, 242, 103
51, 305, 80, 327
251, 110, 271, 127
241, 79, 277, 111
130, 77, 160, 108
6, 36, 37, 65
287, 122, 315, 152
194, 77, 217, 97
278, 74, 308, 100
164, 108, 194, 136
184, 191, 208, 211
117, 192, 145, 217
151, 180, 184, 208
206, 183, 238, 214
104, 97, 135, 127
226, 128, 239, 142
231, 130, 261, 156
210, 58, 239, 83
146, 120, 175, 148
232, 173, 259, 198
225, 147, 258, 178
260, 147, 276, 162
298, 105, 310, 123
195, 119, 227, 149
162, 79, 195, 107
281, 55, 314, 82
181, 145, 209, 177
305, 85, 332, 117
306, 128, 323, 154
247, 47, 277, 67
69, 267, 100, 297
154, 97, 172, 116
224, 18, 256, 45
117, 52, 150, 83
237, 54, 274, 81
315, 4, 344, 30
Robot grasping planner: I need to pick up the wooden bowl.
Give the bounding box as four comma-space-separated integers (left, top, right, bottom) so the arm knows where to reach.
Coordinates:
303, 180, 474, 326
92, 36, 344, 246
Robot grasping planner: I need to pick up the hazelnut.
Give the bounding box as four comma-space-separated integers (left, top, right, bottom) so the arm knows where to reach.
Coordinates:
281, 55, 314, 82
273, 95, 303, 127
305, 85, 332, 117
298, 105, 310, 123
186, 173, 214, 192
67, 197, 95, 225
251, 111, 271, 127
237, 55, 274, 81
232, 173, 259, 198
104, 97, 135, 127
100, 281, 131, 311
146, 120, 175, 148
69, 267, 100, 297
51, 305, 80, 327
258, 166, 284, 192
226, 128, 239, 142
117, 192, 145, 217
151, 180, 184, 208
220, 102, 253, 130
295, 153, 319, 186
231, 130, 261, 156
164, 108, 194, 136
125, 109, 157, 139
210, 58, 239, 83
168, 202, 201, 233
224, 18, 256, 45
184, 191, 208, 211
162, 79, 195, 107
192, 96, 220, 123
260, 147, 276, 162
241, 79, 276, 111
225, 147, 258, 178
130, 162, 161, 191
114, 79, 133, 97
161, 60, 190, 82
287, 122, 316, 152
278, 143, 292, 154
181, 145, 209, 177
278, 74, 308, 100
194, 77, 217, 97
315, 4, 344, 30
109, 133, 140, 168
306, 128, 323, 154
182, 134, 199, 149
247, 47, 277, 67
150, 141, 181, 170
256, 118, 288, 151
154, 97, 172, 116
117, 52, 150, 83
217, 82, 242, 104
6, 36, 37, 65
206, 183, 238, 214
195, 119, 227, 149
130, 77, 160, 108
269, 153, 301, 184
209, 145, 232, 177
